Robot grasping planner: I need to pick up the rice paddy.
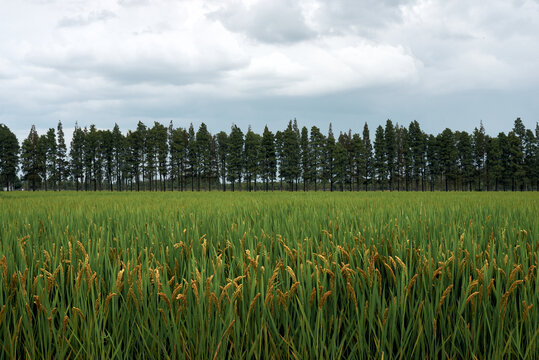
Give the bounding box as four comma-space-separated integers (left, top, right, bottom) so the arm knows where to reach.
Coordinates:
0, 192, 537, 359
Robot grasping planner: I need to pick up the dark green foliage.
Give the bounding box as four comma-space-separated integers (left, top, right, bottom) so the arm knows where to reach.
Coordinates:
260, 126, 276, 191
281, 121, 301, 190
408, 120, 426, 191
473, 122, 486, 190
323, 124, 336, 191
396, 125, 411, 191
333, 140, 348, 191
227, 124, 244, 191
456, 131, 474, 191
21, 125, 41, 190
300, 126, 311, 191
0, 123, 19, 190
244, 126, 261, 191
374, 125, 386, 190
216, 131, 229, 191
43, 128, 57, 190
438, 128, 458, 191
487, 135, 504, 191
112, 124, 125, 191
170, 127, 188, 191
3, 117, 538, 191
196, 123, 212, 191
101, 129, 115, 191
384, 119, 396, 190
362, 123, 373, 191
310, 126, 325, 191
426, 134, 439, 191
351, 132, 365, 191
56, 121, 69, 190
69, 123, 85, 191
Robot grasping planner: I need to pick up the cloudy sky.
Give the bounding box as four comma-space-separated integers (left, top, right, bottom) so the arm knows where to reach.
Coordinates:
1, 0, 538, 141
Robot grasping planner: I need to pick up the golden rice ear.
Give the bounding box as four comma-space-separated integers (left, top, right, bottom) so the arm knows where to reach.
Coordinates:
319, 290, 332, 309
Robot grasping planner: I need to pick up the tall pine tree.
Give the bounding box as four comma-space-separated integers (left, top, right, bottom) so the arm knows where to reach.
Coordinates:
0, 124, 19, 190
227, 125, 244, 191
21, 125, 41, 191
56, 121, 68, 190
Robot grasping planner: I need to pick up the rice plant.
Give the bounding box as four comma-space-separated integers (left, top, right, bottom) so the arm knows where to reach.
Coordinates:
0, 192, 537, 359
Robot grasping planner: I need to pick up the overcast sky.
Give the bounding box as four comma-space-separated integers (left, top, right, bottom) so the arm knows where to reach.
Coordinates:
1, 0, 538, 142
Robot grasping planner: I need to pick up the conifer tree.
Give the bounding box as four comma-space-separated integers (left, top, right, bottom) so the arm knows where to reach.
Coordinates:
56, 121, 69, 190
171, 127, 188, 191
0, 124, 20, 190
362, 123, 373, 191
227, 125, 244, 191
187, 124, 197, 191
323, 124, 336, 191
70, 123, 85, 191
101, 129, 114, 191
258, 126, 275, 191
44, 128, 57, 190
426, 135, 438, 191
456, 131, 474, 191
196, 123, 212, 190
21, 125, 41, 191
472, 122, 486, 190
439, 128, 457, 191
216, 131, 229, 191
145, 125, 158, 191
275, 130, 284, 190
396, 125, 411, 191
309, 126, 325, 191
351, 133, 365, 191
300, 126, 311, 191
374, 125, 386, 190
281, 121, 300, 190
131, 122, 147, 191
112, 124, 124, 190
408, 121, 426, 191
334, 139, 348, 191
384, 119, 396, 191
507, 130, 524, 191
244, 127, 261, 191
486, 135, 503, 191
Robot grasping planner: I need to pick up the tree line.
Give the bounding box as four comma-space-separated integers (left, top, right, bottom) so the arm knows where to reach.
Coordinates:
0, 118, 537, 192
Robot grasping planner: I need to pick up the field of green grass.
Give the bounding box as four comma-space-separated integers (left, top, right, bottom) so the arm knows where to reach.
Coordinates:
0, 192, 537, 359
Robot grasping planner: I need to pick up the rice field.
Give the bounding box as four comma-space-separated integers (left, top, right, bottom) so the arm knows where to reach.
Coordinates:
0, 192, 537, 359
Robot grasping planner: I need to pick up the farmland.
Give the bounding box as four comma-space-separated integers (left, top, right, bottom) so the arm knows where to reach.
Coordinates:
0, 192, 537, 359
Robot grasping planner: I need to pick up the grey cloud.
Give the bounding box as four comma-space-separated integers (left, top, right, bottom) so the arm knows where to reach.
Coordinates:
28, 52, 247, 87
117, 0, 150, 6
58, 10, 116, 27
211, 0, 315, 44
94, 63, 231, 86
312, 0, 416, 37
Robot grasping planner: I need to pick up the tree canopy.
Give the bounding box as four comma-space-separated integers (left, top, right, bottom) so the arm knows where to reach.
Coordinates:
2, 118, 538, 191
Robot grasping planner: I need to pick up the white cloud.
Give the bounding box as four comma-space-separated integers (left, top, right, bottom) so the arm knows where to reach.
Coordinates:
222, 38, 418, 96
